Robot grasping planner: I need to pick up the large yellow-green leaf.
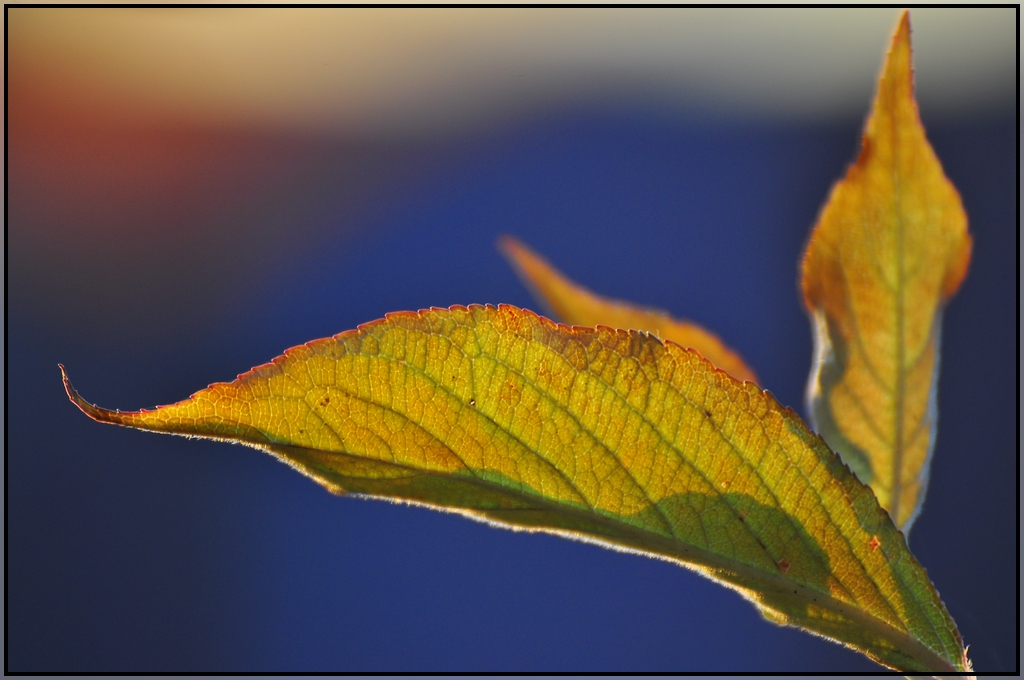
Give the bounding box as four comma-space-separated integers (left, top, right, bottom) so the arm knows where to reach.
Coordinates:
500, 235, 758, 383
63, 304, 966, 672
801, 13, 972, 532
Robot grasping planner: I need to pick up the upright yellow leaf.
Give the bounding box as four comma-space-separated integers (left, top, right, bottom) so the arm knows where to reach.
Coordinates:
801, 12, 971, 532
64, 304, 966, 672
500, 235, 757, 383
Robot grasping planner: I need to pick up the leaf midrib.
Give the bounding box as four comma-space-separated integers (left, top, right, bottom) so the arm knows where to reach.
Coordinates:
889, 93, 907, 529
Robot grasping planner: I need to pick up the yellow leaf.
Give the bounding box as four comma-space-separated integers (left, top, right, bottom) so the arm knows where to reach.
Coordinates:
801, 12, 971, 533
63, 304, 966, 672
500, 235, 758, 384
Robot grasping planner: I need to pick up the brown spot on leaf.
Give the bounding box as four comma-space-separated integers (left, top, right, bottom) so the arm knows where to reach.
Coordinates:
778, 559, 790, 574
500, 380, 522, 403
869, 536, 880, 550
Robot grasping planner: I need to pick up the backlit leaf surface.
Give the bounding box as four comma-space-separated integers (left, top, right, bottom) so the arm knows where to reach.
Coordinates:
63, 304, 965, 672
801, 13, 971, 532
501, 236, 757, 383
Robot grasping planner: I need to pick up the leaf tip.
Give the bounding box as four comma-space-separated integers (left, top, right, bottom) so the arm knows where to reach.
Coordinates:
888, 9, 912, 66
497, 234, 543, 284
61, 364, 115, 424
895, 9, 911, 42
60, 363, 80, 406
496, 233, 521, 257
878, 9, 916, 107
496, 235, 568, 321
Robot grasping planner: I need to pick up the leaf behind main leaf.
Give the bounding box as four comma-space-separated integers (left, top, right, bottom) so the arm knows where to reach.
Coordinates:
801, 12, 972, 532
63, 304, 965, 672
500, 235, 757, 383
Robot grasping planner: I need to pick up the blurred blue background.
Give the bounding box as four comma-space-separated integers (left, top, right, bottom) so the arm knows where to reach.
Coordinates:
7, 8, 1017, 672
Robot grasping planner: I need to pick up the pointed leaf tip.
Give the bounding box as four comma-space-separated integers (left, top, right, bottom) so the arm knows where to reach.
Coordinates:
61, 365, 120, 425
61, 364, 88, 415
